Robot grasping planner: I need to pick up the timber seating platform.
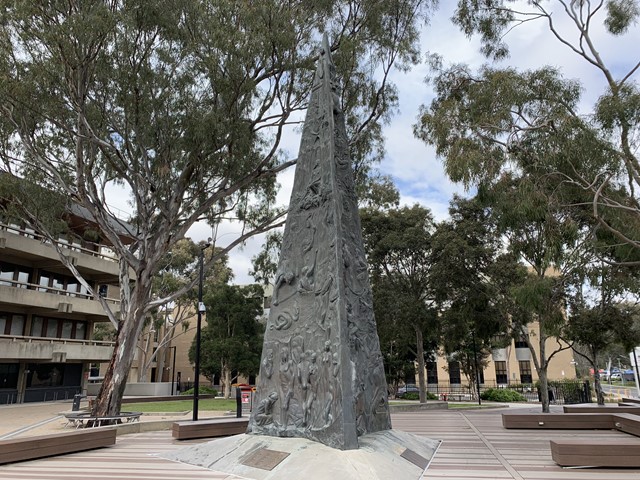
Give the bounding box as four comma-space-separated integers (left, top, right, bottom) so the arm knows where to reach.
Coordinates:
563, 404, 640, 414
0, 427, 116, 465
172, 417, 249, 440
502, 412, 615, 429
551, 438, 640, 467
503, 405, 640, 468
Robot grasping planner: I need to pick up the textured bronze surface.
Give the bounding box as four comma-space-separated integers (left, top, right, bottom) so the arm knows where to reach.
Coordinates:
247, 35, 391, 450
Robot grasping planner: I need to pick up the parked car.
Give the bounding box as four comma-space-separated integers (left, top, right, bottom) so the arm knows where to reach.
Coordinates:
396, 384, 419, 398
610, 372, 622, 381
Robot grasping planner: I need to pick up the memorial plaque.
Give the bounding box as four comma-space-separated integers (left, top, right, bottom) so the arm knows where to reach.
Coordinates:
247, 34, 391, 450
400, 448, 430, 470
241, 448, 290, 471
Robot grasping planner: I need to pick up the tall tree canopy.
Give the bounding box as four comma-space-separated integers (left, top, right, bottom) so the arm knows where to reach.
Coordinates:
430, 196, 526, 398
0, 0, 434, 416
415, 0, 640, 263
189, 283, 264, 398
361, 204, 438, 403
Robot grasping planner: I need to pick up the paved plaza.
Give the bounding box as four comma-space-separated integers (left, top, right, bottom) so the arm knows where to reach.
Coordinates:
1, 401, 640, 479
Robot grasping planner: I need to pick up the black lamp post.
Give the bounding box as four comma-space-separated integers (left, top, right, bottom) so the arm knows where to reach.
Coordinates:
170, 346, 177, 396
193, 242, 211, 421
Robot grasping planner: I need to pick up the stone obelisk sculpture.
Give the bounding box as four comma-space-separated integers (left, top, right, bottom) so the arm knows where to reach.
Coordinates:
247, 36, 391, 450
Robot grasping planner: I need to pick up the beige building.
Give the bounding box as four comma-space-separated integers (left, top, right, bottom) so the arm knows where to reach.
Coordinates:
0, 209, 131, 403
135, 284, 273, 394
424, 322, 576, 391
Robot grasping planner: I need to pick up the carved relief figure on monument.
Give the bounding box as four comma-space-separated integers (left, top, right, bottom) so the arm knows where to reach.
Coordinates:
255, 392, 279, 427
262, 348, 274, 379
272, 261, 295, 306
278, 346, 295, 429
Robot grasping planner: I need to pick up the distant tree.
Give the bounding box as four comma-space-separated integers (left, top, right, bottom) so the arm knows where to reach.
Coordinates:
136, 239, 232, 383
566, 261, 640, 404
430, 196, 527, 398
190, 283, 264, 398
361, 204, 438, 403
0, 0, 434, 416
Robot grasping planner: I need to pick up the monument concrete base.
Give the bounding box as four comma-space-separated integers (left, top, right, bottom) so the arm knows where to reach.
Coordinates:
161, 429, 441, 480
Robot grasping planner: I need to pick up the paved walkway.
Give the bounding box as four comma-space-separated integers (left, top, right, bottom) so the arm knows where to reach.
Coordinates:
1, 402, 640, 479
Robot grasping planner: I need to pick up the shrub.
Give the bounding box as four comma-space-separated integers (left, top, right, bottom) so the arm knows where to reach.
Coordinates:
480, 388, 526, 402
180, 386, 218, 396
402, 391, 438, 401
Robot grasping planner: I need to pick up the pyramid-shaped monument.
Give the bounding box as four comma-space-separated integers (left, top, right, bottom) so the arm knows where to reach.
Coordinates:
247, 36, 391, 450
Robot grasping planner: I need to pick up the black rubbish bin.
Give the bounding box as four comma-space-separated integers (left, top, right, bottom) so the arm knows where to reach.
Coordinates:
72, 394, 85, 411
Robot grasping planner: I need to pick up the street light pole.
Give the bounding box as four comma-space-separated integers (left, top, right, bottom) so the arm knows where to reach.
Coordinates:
193, 242, 210, 421
170, 346, 177, 396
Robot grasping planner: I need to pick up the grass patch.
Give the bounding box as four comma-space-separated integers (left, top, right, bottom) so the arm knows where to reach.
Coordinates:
447, 403, 496, 409
124, 398, 238, 413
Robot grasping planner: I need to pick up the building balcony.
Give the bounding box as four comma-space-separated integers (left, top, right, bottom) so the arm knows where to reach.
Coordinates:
0, 281, 119, 321
0, 334, 114, 362
0, 222, 121, 282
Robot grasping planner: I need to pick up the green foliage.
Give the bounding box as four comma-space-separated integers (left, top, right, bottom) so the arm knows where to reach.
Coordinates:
480, 388, 526, 402
431, 196, 527, 387
401, 391, 437, 401
0, 0, 435, 414
189, 284, 265, 381
605, 0, 640, 35
91, 322, 117, 342
180, 386, 218, 396
361, 204, 439, 388
426, 0, 640, 265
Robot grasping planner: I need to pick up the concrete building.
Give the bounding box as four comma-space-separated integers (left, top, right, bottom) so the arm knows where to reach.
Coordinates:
0, 210, 131, 404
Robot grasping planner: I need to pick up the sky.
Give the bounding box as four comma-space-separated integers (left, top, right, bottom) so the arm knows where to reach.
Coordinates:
109, 1, 640, 285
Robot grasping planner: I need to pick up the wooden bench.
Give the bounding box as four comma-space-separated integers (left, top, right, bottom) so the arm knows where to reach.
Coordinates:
64, 411, 142, 428
563, 404, 640, 415
551, 438, 640, 467
612, 413, 640, 437
504, 410, 640, 467
172, 417, 249, 440
0, 428, 116, 465
502, 413, 614, 430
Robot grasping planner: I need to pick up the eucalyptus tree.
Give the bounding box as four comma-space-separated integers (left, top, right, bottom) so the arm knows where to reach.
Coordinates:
190, 283, 264, 398
0, 0, 434, 416
416, 0, 640, 261
430, 196, 526, 398
361, 204, 438, 403
565, 261, 640, 404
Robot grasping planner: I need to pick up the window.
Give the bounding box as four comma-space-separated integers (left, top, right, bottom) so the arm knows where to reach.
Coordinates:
514, 335, 528, 349
448, 361, 461, 384
0, 313, 25, 336
0, 264, 14, 286
519, 361, 533, 384
46, 319, 59, 338
31, 316, 43, 337
74, 322, 86, 340
495, 361, 508, 384
0, 363, 19, 389
29, 316, 87, 340
61, 321, 73, 339
9, 315, 24, 336
0, 262, 32, 287
426, 361, 438, 384
37, 270, 93, 297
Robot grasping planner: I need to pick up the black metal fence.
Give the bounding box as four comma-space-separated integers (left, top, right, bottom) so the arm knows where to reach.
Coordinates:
404, 380, 592, 404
